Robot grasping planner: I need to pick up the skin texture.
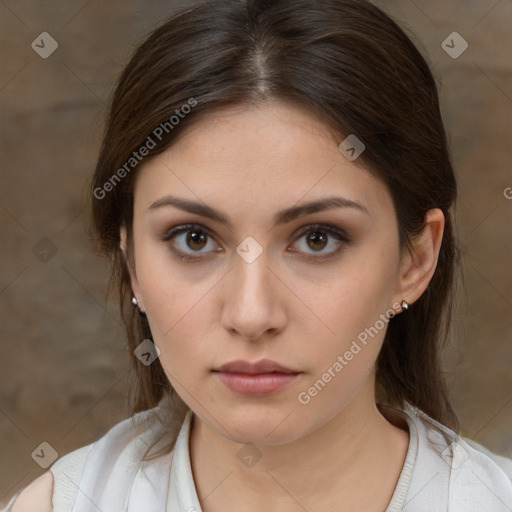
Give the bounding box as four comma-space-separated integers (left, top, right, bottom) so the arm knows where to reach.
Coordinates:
118, 100, 445, 511
11, 471, 53, 511
11, 101, 444, 511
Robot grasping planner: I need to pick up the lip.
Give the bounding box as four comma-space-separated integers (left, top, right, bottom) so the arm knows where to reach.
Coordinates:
213, 358, 300, 374
212, 359, 302, 396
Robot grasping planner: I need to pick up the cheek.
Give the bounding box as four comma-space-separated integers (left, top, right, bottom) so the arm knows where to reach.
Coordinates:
134, 241, 198, 324
134, 254, 217, 375
303, 243, 398, 367
295, 282, 395, 415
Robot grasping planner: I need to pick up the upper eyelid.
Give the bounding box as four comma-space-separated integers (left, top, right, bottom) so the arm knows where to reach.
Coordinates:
161, 223, 217, 242
294, 223, 349, 238
162, 222, 350, 248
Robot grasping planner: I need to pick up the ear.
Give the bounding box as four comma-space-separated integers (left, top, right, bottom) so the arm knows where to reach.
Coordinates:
120, 224, 144, 311
392, 208, 445, 309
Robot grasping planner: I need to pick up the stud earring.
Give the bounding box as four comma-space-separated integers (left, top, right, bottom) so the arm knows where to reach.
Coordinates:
400, 299, 409, 312
132, 296, 146, 317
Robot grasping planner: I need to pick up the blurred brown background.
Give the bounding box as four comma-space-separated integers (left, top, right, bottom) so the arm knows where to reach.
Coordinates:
1, 0, 511, 505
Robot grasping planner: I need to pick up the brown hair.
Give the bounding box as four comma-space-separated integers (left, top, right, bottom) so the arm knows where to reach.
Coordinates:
87, 0, 462, 455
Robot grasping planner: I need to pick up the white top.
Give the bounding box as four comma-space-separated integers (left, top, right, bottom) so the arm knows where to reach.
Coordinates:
3, 398, 512, 511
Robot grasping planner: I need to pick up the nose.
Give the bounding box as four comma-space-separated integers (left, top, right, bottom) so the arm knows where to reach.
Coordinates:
221, 249, 287, 342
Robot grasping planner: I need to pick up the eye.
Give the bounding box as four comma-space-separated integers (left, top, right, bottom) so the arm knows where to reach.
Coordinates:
161, 223, 350, 262
161, 224, 221, 261
289, 224, 350, 260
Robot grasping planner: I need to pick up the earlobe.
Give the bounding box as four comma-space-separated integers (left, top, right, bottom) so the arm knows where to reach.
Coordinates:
393, 208, 445, 307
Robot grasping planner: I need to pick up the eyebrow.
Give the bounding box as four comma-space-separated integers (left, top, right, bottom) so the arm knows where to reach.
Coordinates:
148, 194, 369, 227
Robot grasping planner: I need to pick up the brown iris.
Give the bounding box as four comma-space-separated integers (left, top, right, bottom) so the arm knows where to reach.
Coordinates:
306, 231, 328, 251
187, 230, 208, 251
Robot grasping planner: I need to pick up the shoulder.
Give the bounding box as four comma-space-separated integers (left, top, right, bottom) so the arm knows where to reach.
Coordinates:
406, 403, 512, 507
6, 443, 94, 512
411, 404, 512, 480
10, 471, 53, 512
460, 436, 512, 481
4, 399, 181, 512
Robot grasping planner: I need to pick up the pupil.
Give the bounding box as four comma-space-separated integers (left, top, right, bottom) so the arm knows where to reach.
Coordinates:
308, 231, 327, 251
187, 231, 207, 250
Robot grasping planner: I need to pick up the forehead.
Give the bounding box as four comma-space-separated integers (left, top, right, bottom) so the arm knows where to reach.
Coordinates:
133, 101, 394, 223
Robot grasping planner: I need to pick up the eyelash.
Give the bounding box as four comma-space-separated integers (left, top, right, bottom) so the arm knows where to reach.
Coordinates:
160, 223, 350, 262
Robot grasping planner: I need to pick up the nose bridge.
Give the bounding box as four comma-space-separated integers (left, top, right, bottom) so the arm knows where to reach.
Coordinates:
233, 244, 272, 303
221, 243, 284, 340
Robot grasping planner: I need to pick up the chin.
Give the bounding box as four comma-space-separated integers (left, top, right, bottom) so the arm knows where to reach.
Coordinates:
211, 403, 306, 446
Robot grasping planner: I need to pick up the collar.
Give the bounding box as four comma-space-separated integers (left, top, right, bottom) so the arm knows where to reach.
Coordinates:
167, 403, 512, 512
70, 400, 512, 511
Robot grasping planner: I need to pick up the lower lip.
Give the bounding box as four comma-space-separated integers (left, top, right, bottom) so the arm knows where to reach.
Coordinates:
214, 371, 300, 396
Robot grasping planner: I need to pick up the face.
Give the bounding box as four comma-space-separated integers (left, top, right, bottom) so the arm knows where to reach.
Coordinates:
121, 101, 409, 445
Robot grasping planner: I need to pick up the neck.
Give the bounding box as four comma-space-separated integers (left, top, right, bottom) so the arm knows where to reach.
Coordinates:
189, 378, 410, 512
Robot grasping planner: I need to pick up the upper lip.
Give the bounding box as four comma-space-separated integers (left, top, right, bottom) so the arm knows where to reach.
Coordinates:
213, 359, 300, 374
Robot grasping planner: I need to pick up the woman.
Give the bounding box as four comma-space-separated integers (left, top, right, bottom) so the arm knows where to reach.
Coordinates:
4, 0, 512, 510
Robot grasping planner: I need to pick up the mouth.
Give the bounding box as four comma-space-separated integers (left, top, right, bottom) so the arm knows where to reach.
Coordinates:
213, 358, 300, 374
212, 359, 302, 396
